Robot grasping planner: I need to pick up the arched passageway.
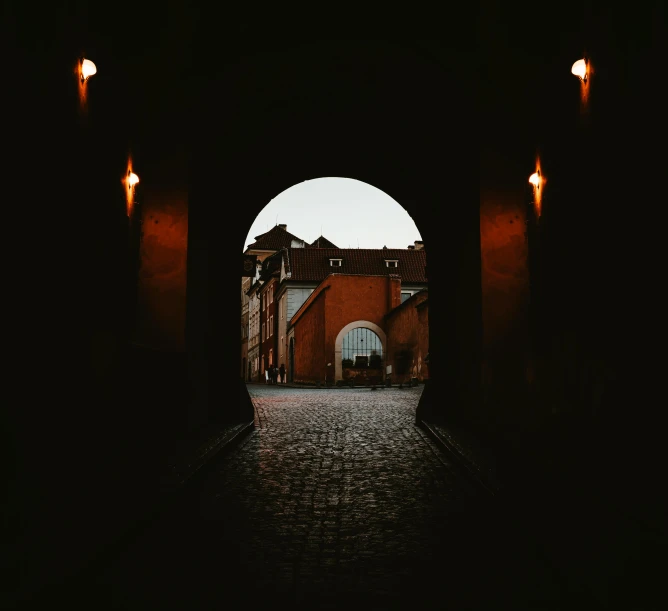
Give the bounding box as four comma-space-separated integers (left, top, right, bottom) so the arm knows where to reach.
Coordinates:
187, 40, 481, 425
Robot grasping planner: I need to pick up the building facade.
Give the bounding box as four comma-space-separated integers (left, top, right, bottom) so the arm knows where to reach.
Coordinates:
257, 254, 281, 377
283, 245, 428, 385
242, 228, 428, 385
240, 277, 251, 380
247, 280, 262, 382
384, 289, 430, 383
241, 224, 309, 381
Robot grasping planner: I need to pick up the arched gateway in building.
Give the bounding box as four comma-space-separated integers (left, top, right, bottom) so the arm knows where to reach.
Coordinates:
334, 321, 387, 384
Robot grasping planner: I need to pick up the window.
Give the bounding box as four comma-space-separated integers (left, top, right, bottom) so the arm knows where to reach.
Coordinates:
270, 315, 273, 336
341, 327, 383, 369
269, 349, 273, 366
262, 322, 265, 340
385, 259, 399, 268
401, 292, 412, 304
262, 296, 265, 311
329, 258, 342, 267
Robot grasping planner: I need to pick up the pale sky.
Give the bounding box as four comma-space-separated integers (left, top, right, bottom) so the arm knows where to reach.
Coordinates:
244, 177, 422, 251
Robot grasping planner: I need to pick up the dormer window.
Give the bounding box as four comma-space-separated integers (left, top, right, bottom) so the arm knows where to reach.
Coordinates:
329, 258, 342, 267
385, 259, 399, 268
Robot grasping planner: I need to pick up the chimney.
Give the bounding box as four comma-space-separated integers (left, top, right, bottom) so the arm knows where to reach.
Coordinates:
414, 241, 424, 250
407, 245, 415, 249
278, 224, 287, 230
388, 275, 401, 310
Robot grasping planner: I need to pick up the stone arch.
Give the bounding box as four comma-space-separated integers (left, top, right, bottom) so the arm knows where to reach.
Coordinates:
334, 321, 387, 382
189, 40, 481, 425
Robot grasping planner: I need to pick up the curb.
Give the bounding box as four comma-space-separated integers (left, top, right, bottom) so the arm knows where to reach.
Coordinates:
165, 420, 255, 488
418, 419, 498, 497
247, 383, 424, 390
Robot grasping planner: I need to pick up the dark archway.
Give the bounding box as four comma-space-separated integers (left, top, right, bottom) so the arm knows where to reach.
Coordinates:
12, 13, 658, 607
189, 40, 480, 427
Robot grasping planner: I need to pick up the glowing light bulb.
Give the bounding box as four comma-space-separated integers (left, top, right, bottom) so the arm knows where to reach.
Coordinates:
81, 58, 97, 82
529, 171, 541, 187
571, 59, 587, 82
128, 172, 139, 188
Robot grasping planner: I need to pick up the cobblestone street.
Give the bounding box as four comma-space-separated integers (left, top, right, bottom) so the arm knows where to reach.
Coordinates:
66, 387, 568, 610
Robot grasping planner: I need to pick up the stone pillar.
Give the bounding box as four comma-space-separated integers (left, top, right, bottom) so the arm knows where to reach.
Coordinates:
479, 189, 531, 433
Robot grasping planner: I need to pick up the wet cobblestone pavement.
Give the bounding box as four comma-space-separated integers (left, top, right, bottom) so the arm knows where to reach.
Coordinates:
64, 387, 578, 610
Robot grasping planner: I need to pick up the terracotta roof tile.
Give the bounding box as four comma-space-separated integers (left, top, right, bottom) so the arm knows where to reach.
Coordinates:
286, 248, 427, 283
246, 225, 306, 251
309, 235, 339, 248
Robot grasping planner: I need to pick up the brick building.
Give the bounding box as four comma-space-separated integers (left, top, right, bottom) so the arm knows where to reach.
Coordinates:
243, 227, 428, 385
384, 289, 430, 383
257, 252, 282, 379
243, 224, 308, 381
284, 245, 428, 386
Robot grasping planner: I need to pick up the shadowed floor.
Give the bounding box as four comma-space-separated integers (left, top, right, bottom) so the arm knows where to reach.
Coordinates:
44, 387, 600, 610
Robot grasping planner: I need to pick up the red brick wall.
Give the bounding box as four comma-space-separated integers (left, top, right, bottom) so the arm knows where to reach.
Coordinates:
417, 301, 429, 380
260, 278, 278, 370
323, 275, 400, 353
385, 291, 429, 383
294, 288, 327, 383
292, 275, 402, 384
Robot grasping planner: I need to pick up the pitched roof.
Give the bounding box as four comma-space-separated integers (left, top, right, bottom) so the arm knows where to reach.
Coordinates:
385, 289, 428, 319
309, 235, 338, 248
259, 249, 283, 281
245, 225, 306, 251
284, 248, 427, 283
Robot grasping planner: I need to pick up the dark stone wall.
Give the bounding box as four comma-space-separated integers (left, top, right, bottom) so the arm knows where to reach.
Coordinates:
8, 8, 663, 604
479, 189, 531, 433
136, 189, 188, 352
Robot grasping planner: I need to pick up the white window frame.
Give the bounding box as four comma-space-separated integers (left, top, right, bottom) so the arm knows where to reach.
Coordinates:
385, 259, 399, 268
329, 258, 342, 267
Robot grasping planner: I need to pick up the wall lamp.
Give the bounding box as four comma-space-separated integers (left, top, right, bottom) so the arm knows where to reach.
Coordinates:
80, 57, 97, 84
529, 170, 541, 189
571, 57, 588, 84
127, 170, 139, 189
